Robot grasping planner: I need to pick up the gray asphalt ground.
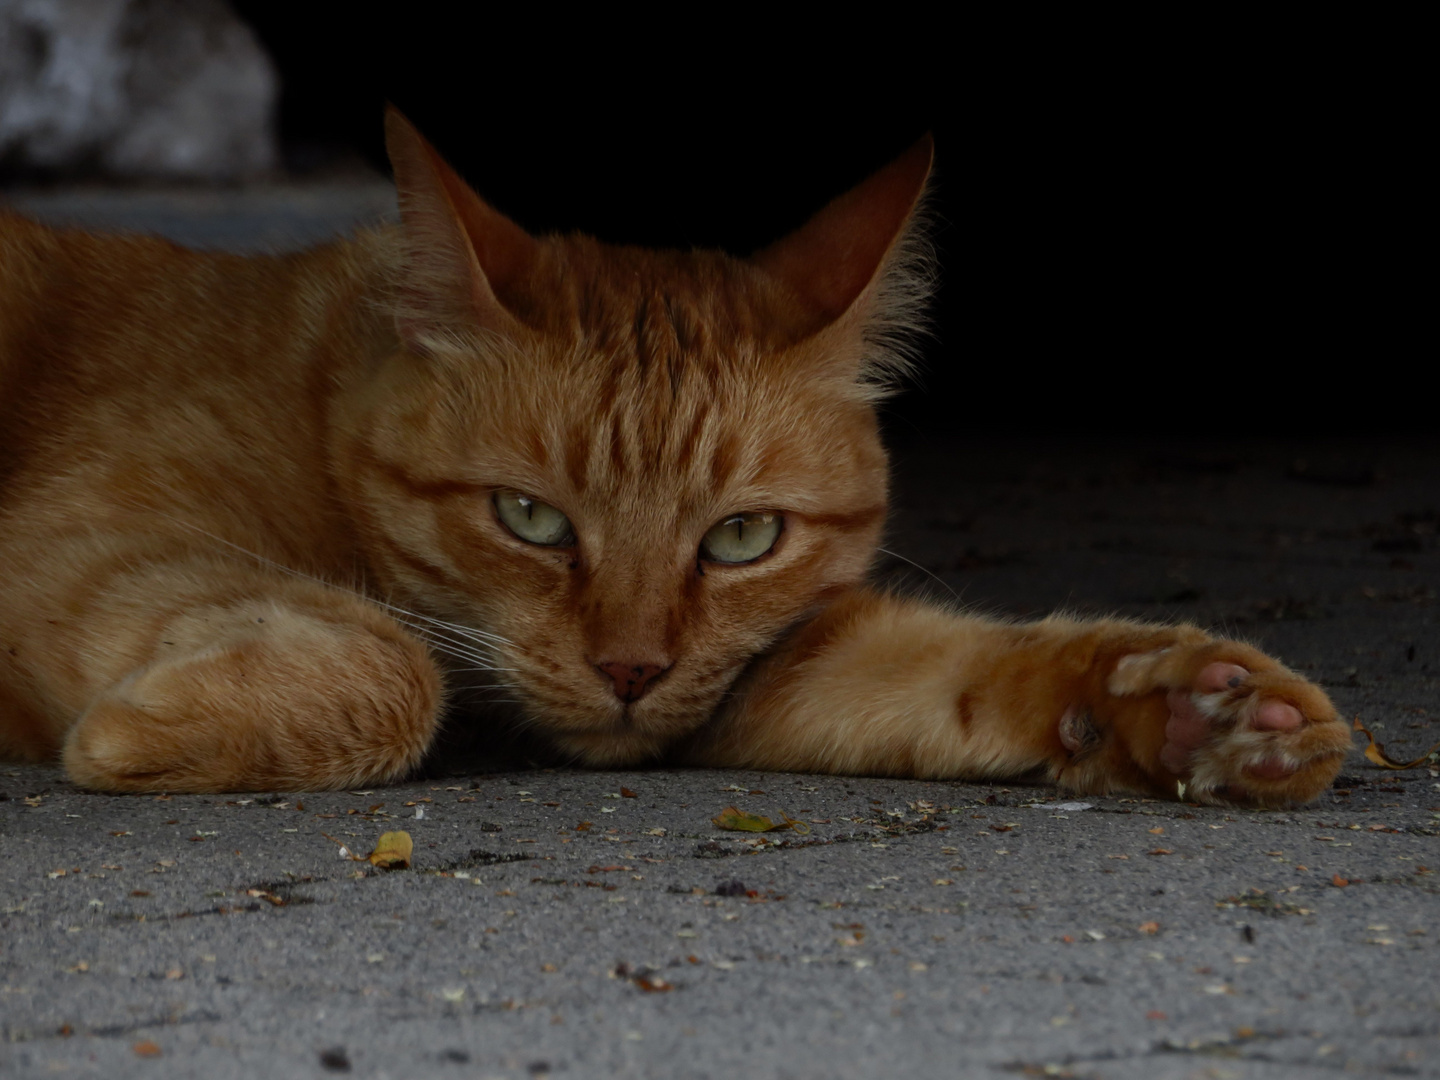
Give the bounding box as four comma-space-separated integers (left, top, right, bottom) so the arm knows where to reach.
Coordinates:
2, 186, 1438, 1079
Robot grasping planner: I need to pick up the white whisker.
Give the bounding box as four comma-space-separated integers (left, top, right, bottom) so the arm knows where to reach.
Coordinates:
392, 623, 497, 663
383, 603, 510, 646
391, 617, 506, 669
148, 517, 517, 659
877, 546, 959, 602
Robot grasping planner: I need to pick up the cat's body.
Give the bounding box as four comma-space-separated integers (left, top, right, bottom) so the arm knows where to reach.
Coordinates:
0, 112, 1351, 802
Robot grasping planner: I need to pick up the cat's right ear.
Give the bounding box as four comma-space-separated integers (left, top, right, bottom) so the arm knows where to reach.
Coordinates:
751, 135, 934, 328
384, 107, 537, 353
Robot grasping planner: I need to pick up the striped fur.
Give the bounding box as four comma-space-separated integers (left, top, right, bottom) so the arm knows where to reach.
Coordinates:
0, 112, 1350, 802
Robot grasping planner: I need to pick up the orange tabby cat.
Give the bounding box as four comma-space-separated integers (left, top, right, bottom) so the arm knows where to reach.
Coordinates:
0, 110, 1350, 802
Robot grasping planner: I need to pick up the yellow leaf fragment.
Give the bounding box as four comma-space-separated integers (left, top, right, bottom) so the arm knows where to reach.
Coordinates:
367, 830, 413, 870
1352, 716, 1440, 770
711, 806, 810, 834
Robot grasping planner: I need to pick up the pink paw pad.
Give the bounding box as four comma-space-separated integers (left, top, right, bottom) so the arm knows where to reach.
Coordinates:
1253, 701, 1303, 732
1162, 661, 1304, 776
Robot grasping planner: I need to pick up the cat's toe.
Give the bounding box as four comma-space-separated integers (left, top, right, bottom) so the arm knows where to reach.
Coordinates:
1195, 661, 1247, 694
1252, 700, 1303, 732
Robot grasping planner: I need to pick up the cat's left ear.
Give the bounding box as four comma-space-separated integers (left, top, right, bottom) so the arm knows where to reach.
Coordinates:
752, 135, 934, 328
384, 107, 538, 352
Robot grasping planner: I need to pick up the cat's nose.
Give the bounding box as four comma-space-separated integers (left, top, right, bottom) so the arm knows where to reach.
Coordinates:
595, 661, 669, 703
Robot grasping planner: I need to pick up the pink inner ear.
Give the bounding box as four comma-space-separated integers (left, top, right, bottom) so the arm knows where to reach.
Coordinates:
383, 107, 538, 337
427, 145, 538, 302
752, 135, 933, 324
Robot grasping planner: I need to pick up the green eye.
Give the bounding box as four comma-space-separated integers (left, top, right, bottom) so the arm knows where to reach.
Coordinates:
494, 491, 575, 547
700, 512, 782, 564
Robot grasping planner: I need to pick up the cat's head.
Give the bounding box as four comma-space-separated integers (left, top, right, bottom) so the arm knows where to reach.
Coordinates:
343, 109, 933, 764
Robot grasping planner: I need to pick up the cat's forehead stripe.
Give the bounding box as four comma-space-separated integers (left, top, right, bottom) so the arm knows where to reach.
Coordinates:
353, 443, 485, 502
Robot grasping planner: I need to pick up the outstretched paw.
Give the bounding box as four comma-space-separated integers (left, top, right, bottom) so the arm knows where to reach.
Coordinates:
1108, 644, 1352, 805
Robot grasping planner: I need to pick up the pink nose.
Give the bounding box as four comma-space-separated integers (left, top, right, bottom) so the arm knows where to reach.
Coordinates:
596, 661, 668, 703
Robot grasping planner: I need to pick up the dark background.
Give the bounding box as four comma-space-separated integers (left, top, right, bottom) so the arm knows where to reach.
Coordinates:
233, 7, 1421, 436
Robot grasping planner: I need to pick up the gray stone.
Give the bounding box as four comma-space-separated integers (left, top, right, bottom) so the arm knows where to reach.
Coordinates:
0, 0, 277, 181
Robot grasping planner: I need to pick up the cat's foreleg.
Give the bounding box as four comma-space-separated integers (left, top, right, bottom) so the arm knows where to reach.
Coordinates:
35, 558, 443, 793
683, 590, 1351, 806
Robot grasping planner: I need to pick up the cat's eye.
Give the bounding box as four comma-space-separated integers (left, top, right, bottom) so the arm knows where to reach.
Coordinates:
494, 491, 575, 547
700, 512, 783, 564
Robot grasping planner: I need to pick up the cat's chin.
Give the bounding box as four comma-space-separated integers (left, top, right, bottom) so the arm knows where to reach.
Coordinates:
549, 729, 671, 768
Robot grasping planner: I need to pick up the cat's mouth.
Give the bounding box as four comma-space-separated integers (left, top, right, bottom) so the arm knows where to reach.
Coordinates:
473, 646, 744, 764
519, 685, 720, 765
538, 696, 705, 739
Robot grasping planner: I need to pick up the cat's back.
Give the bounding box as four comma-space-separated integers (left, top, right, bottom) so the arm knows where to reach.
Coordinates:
0, 212, 79, 401
1, 212, 269, 407
0, 211, 354, 390
0, 213, 394, 541
0, 213, 386, 498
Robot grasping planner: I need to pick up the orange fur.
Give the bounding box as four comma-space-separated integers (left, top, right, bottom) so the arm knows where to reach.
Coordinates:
0, 111, 1349, 800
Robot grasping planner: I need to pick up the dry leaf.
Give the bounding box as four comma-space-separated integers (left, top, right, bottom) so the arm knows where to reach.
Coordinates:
1352, 716, 1440, 769
611, 962, 674, 992
711, 806, 810, 835
620, 787, 639, 798
367, 831, 413, 870
1138, 921, 1160, 934
321, 832, 364, 861
132, 1040, 162, 1057
1147, 848, 1174, 856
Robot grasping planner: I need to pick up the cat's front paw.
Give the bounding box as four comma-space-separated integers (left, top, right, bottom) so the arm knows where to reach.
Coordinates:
1107, 643, 1352, 805
63, 610, 442, 793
